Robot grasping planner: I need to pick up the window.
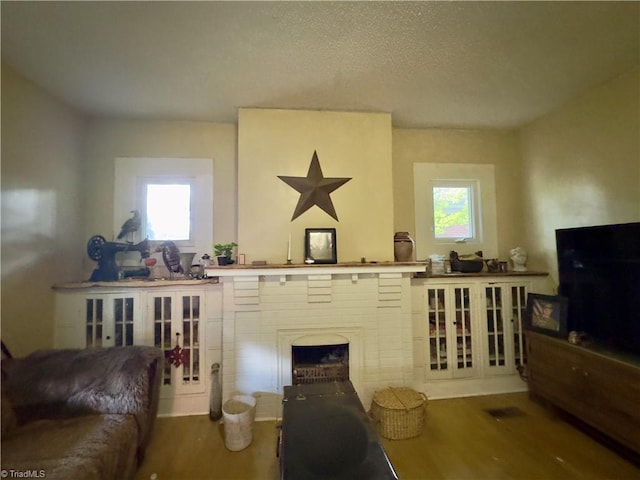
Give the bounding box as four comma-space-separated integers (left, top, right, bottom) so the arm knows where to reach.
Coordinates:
142, 181, 192, 241
413, 163, 497, 260
432, 180, 479, 242
114, 158, 213, 257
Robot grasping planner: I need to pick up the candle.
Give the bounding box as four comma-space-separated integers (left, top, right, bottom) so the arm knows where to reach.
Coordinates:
287, 233, 291, 261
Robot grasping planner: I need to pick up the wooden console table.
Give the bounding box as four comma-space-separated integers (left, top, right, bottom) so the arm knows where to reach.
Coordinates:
526, 331, 640, 454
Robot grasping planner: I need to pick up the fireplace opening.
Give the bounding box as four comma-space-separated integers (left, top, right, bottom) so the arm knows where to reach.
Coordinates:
292, 343, 349, 385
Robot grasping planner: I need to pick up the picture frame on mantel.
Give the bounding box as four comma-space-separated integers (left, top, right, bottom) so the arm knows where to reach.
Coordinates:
304, 228, 337, 264
524, 293, 568, 338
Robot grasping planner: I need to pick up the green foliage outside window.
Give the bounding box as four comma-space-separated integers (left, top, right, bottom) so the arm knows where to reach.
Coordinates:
433, 187, 471, 238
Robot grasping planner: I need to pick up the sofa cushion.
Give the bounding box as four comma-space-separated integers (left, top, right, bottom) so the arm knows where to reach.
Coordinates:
1, 360, 17, 435
1, 414, 138, 480
1, 388, 17, 436
2, 346, 163, 468
4, 347, 158, 414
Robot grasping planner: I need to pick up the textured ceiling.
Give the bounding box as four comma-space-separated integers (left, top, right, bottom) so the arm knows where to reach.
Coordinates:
2, 1, 638, 129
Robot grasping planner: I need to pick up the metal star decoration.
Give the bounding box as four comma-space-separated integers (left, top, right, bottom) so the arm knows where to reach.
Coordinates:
278, 151, 352, 221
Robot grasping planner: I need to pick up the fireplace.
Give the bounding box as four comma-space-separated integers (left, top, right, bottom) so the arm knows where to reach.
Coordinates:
278, 329, 363, 401
213, 265, 425, 420
292, 343, 349, 384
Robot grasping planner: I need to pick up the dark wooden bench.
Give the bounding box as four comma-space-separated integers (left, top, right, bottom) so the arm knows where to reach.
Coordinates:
279, 381, 398, 480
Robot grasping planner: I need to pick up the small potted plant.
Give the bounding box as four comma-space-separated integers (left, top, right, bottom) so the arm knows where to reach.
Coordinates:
213, 242, 238, 266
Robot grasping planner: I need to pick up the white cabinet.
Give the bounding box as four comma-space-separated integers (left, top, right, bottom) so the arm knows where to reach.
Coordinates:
413, 273, 550, 398
55, 291, 143, 348
481, 282, 529, 375
425, 283, 477, 379
146, 290, 205, 398
53, 280, 222, 416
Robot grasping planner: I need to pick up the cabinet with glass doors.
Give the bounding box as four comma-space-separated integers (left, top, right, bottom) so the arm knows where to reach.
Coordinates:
54, 290, 143, 348
53, 280, 222, 416
425, 283, 477, 380
414, 274, 548, 397
147, 290, 205, 398
481, 282, 530, 375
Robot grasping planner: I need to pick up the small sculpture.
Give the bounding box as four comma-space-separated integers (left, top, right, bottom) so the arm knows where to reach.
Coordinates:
156, 241, 182, 274
484, 258, 500, 273
510, 247, 528, 272
117, 210, 141, 242
449, 250, 484, 272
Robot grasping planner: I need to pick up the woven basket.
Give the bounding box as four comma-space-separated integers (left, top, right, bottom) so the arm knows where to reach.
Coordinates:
370, 387, 426, 440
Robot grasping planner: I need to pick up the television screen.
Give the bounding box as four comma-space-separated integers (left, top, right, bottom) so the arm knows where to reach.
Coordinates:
556, 222, 640, 357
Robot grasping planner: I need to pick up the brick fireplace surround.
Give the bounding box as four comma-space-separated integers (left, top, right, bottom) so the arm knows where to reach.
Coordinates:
207, 263, 426, 420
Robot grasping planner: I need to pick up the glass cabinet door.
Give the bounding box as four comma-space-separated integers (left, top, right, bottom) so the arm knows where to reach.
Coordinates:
426, 284, 476, 379
113, 296, 135, 346
86, 297, 104, 347
85, 294, 136, 347
150, 291, 204, 395
454, 286, 473, 371
152, 295, 174, 386
485, 286, 506, 367
510, 285, 528, 369
180, 294, 201, 385
483, 282, 531, 374
427, 287, 448, 372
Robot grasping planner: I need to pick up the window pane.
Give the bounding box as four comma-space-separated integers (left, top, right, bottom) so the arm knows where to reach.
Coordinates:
433, 186, 472, 239
146, 184, 191, 240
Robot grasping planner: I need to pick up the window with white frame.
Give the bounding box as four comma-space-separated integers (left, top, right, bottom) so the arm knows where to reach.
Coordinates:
413, 163, 498, 260
432, 180, 480, 243
139, 179, 193, 242
114, 158, 213, 257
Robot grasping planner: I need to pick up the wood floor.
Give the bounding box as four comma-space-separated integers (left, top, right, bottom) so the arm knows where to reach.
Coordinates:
134, 392, 639, 480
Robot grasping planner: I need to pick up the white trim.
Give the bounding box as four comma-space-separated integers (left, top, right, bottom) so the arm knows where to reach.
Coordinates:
137, 177, 195, 245
414, 163, 498, 260
431, 179, 481, 243
114, 157, 213, 257
205, 263, 426, 277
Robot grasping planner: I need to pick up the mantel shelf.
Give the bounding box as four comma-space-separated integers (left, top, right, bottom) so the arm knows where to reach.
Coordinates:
53, 278, 219, 290
204, 261, 427, 278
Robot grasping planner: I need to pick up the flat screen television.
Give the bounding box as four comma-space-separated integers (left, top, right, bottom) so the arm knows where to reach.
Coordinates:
556, 222, 640, 358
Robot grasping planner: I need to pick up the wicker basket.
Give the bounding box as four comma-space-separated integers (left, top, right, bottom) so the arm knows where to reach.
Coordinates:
370, 387, 426, 440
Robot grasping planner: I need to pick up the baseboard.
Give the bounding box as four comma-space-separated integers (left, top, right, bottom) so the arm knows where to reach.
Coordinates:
420, 374, 528, 400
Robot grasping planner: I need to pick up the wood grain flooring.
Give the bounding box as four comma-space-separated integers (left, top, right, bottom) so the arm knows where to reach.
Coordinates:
134, 392, 639, 480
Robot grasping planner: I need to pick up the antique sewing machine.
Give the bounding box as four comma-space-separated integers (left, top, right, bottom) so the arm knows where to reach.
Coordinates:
87, 235, 151, 281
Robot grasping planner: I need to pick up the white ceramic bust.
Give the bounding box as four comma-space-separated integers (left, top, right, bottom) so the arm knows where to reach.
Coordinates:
510, 247, 528, 272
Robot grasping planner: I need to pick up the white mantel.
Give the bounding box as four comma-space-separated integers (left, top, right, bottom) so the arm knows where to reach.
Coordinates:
212, 262, 426, 420
205, 261, 427, 278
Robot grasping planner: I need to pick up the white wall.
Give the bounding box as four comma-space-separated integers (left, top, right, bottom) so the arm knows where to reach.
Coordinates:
392, 128, 524, 263
519, 68, 640, 286
81, 119, 237, 278
1, 64, 86, 355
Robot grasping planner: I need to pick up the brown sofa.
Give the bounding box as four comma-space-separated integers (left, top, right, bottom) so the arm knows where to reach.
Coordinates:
1, 346, 163, 480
